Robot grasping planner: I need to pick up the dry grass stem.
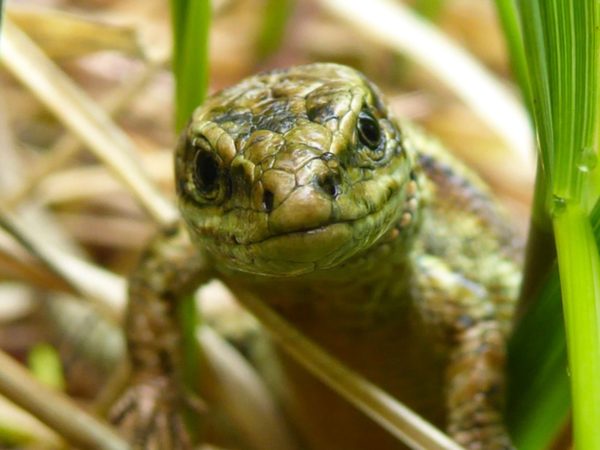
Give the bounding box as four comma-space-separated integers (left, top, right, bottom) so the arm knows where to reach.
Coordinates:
4, 61, 164, 208
0, 350, 130, 450
0, 18, 177, 225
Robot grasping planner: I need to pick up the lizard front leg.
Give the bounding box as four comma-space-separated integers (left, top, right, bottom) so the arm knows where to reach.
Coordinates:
111, 222, 213, 449
414, 255, 513, 450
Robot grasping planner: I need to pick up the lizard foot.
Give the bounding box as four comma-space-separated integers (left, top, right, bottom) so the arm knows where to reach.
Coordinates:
110, 376, 195, 450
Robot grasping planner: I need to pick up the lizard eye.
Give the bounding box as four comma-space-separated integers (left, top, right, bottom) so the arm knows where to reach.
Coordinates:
194, 150, 220, 195
357, 110, 381, 149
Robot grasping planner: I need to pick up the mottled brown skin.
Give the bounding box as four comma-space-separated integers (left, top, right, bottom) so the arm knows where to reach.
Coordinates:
112, 63, 522, 449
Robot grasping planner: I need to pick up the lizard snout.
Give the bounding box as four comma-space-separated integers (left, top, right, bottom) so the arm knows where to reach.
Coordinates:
264, 160, 339, 235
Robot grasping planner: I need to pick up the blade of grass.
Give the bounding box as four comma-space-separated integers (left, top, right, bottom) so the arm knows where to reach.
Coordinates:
170, 0, 185, 76
0, 205, 127, 318
414, 0, 445, 20
317, 0, 534, 173
507, 267, 570, 450
197, 325, 299, 450
491, 2, 557, 317
493, 0, 532, 115
171, 0, 211, 131
544, 3, 597, 203
6, 5, 145, 60
169, 1, 211, 441
0, 396, 62, 447
553, 204, 600, 448
0, 19, 178, 225
256, 0, 294, 60
178, 293, 202, 441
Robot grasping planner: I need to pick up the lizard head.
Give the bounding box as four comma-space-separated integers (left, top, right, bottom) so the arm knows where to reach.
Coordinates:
176, 63, 423, 277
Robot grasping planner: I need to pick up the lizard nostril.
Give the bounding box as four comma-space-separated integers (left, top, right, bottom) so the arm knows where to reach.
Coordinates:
317, 173, 339, 198
263, 190, 274, 212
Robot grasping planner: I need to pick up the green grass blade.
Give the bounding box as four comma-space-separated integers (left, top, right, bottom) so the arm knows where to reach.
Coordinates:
170, 0, 211, 131
517, 0, 553, 183
554, 204, 600, 448
508, 266, 570, 449
545, 2, 598, 202
170, 0, 186, 76
493, 0, 556, 316
493, 0, 533, 115
178, 294, 202, 441
169, 1, 211, 441
256, 0, 294, 61
512, 1, 600, 448
414, 0, 445, 20
517, 163, 555, 315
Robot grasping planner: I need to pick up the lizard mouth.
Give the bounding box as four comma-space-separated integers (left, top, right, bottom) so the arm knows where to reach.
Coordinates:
204, 200, 405, 277
238, 222, 355, 273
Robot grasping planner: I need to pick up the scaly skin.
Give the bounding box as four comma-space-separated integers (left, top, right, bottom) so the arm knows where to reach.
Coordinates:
112, 63, 522, 449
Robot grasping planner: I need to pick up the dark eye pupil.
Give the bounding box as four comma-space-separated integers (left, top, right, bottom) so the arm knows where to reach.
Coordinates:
357, 111, 381, 149
194, 151, 220, 192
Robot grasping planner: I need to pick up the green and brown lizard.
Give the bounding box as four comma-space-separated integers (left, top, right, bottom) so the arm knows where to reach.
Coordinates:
112, 63, 522, 450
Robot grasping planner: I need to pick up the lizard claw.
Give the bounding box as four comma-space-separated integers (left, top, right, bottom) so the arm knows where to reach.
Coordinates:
110, 376, 195, 450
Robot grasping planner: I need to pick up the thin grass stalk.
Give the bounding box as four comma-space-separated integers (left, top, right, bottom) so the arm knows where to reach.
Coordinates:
4, 61, 163, 207
0, 205, 126, 318
493, 0, 532, 115
171, 0, 211, 131
492, 0, 556, 315
510, 0, 555, 314
414, 0, 445, 20
507, 268, 570, 450
553, 205, 600, 448
517, 1, 553, 179
256, 0, 294, 60
178, 293, 202, 440
170, 0, 185, 77
0, 350, 129, 450
0, 19, 177, 225
169, 1, 212, 441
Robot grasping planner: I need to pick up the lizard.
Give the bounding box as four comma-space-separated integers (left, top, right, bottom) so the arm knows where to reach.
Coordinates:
111, 63, 522, 450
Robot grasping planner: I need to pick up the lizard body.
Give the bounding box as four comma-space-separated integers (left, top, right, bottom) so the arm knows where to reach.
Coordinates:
113, 63, 521, 450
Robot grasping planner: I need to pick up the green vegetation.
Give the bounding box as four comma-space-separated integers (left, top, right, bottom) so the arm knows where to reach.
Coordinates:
501, 1, 600, 448
170, 0, 211, 131
27, 344, 65, 390
256, 0, 295, 60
